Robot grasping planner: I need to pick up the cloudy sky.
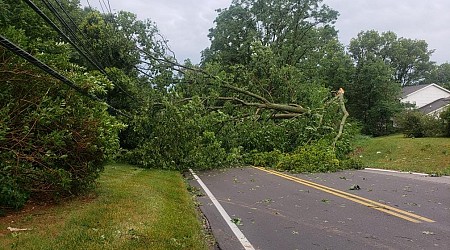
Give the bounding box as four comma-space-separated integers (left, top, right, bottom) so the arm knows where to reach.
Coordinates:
81, 0, 450, 64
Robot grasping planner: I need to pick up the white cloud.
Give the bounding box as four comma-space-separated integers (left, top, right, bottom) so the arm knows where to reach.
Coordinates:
81, 0, 450, 64
325, 0, 450, 63
81, 0, 231, 63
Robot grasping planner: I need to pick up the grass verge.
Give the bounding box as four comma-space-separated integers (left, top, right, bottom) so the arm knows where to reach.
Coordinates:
0, 164, 208, 250
352, 134, 450, 175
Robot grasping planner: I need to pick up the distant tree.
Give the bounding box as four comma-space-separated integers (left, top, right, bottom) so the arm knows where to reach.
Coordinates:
318, 39, 355, 91
203, 0, 339, 67
349, 30, 434, 86
200, 0, 347, 107
202, 3, 256, 66
345, 56, 402, 136
425, 63, 450, 90
344, 30, 436, 136
388, 37, 434, 85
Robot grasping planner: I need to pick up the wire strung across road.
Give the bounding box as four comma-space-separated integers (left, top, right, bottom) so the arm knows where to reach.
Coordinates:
24, 0, 103, 76
23, 0, 138, 101
0, 35, 131, 118
52, 0, 90, 42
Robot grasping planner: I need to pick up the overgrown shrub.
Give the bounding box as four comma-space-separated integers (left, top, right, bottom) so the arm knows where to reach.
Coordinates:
395, 110, 443, 137
244, 139, 364, 173
0, 169, 29, 210
339, 158, 365, 170
122, 98, 233, 170
0, 43, 123, 210
186, 131, 228, 170
440, 107, 450, 137
276, 141, 340, 172
244, 150, 283, 169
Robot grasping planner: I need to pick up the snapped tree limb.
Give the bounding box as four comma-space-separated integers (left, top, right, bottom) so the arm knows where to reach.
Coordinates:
333, 88, 349, 148
217, 97, 308, 115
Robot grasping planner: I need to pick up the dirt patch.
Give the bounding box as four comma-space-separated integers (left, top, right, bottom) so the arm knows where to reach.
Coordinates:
0, 192, 98, 236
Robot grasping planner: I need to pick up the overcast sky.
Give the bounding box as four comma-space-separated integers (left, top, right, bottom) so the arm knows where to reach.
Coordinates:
81, 0, 450, 64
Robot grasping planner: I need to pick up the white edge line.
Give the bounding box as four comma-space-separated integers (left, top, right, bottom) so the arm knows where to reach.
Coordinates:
364, 168, 429, 176
189, 169, 255, 250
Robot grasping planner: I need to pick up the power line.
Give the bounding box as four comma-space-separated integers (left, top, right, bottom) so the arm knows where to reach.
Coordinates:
23, 0, 138, 101
106, 0, 112, 14
42, 0, 107, 73
24, 0, 103, 75
101, 0, 112, 15
0, 35, 131, 118
97, 0, 106, 14
42, 0, 85, 50
53, 0, 89, 41
51, 0, 107, 71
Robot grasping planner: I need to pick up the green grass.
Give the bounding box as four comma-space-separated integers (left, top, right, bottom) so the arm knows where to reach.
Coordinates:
353, 134, 450, 175
0, 164, 208, 250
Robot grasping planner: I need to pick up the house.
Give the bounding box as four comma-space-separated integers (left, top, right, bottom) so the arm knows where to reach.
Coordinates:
401, 83, 450, 116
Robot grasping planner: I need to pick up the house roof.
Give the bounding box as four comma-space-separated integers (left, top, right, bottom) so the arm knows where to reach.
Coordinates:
418, 97, 450, 114
401, 83, 450, 98
401, 84, 431, 98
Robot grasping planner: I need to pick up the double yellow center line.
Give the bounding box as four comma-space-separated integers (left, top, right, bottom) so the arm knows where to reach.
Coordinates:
254, 167, 435, 224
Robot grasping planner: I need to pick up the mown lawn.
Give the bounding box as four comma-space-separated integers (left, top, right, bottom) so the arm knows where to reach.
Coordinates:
353, 134, 450, 175
0, 164, 208, 250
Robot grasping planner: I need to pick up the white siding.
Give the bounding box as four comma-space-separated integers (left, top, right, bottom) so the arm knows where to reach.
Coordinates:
428, 104, 450, 117
401, 85, 450, 108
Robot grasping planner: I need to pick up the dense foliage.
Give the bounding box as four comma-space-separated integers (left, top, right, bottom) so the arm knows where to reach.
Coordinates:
117, 0, 360, 172
441, 107, 450, 137
395, 110, 444, 138
0, 1, 123, 210
344, 30, 434, 136
426, 63, 450, 90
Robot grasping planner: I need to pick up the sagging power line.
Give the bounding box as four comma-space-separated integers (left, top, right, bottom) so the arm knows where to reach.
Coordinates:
0, 35, 131, 118
23, 0, 138, 102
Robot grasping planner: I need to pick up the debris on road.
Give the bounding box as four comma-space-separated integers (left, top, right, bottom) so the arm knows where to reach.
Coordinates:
7, 227, 32, 232
231, 217, 243, 226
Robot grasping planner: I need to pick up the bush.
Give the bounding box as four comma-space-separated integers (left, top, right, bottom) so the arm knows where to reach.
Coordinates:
244, 140, 364, 173
0, 85, 122, 209
0, 169, 29, 210
440, 107, 450, 137
339, 158, 365, 170
121, 99, 234, 171
276, 141, 340, 173
0, 45, 123, 209
395, 110, 443, 137
244, 150, 283, 169
186, 131, 229, 170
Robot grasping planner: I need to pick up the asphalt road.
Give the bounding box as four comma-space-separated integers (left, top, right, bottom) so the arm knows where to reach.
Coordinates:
188, 167, 450, 250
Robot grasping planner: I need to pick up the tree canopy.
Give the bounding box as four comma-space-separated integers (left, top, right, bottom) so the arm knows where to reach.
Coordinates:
426, 63, 450, 90
349, 30, 435, 86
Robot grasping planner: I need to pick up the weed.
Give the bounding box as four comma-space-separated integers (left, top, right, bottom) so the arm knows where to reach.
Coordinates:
231, 218, 243, 226
187, 185, 204, 197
